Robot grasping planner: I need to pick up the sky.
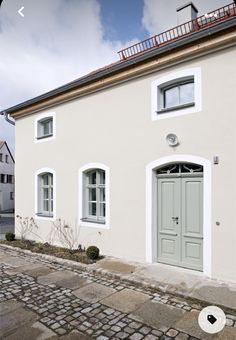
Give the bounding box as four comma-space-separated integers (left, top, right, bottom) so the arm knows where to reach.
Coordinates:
0, 0, 231, 153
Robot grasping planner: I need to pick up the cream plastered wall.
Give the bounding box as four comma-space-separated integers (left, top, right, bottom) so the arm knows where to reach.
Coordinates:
15, 46, 236, 283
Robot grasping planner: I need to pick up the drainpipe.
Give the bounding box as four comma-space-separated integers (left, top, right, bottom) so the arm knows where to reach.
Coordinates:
0, 111, 15, 126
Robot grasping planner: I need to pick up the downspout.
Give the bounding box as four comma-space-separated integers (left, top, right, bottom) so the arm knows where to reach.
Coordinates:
0, 111, 15, 126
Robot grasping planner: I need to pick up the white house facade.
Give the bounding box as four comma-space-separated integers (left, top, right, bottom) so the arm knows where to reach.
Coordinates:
5, 3, 236, 283
0, 141, 14, 212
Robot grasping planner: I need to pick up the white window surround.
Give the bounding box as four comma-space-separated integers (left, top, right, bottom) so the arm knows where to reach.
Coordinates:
34, 112, 56, 143
146, 155, 212, 277
34, 168, 56, 221
151, 67, 202, 121
79, 163, 110, 229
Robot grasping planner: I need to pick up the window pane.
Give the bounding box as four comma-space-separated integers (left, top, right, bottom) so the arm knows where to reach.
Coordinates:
88, 202, 96, 216
99, 188, 105, 202
50, 187, 53, 200
43, 188, 49, 199
43, 200, 49, 212
42, 174, 49, 185
164, 86, 179, 108
89, 188, 96, 201
100, 171, 105, 184
99, 203, 106, 217
180, 82, 194, 105
51, 200, 53, 213
43, 119, 52, 135
88, 171, 96, 184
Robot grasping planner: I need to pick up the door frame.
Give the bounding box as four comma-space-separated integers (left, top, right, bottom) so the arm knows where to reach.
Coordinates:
146, 155, 212, 277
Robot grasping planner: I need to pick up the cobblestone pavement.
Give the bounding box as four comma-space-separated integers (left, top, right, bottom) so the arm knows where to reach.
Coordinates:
0, 247, 236, 340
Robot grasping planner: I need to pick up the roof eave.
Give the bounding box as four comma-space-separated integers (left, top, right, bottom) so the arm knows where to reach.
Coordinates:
4, 17, 236, 117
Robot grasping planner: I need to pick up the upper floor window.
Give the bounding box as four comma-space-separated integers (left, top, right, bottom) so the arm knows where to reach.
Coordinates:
35, 112, 56, 143
5, 155, 8, 163
38, 117, 53, 139
152, 68, 201, 120
37, 172, 54, 217
0, 153, 3, 162
161, 79, 194, 111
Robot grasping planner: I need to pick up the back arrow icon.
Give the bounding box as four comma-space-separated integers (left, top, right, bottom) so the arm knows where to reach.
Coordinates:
18, 6, 24, 17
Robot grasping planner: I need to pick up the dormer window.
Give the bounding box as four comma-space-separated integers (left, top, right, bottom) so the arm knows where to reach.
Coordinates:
38, 117, 53, 139
35, 112, 56, 143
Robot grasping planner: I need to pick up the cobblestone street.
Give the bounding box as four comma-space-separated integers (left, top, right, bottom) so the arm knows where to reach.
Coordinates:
0, 247, 236, 339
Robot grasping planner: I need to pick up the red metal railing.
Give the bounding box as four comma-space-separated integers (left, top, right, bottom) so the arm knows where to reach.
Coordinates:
118, 3, 236, 60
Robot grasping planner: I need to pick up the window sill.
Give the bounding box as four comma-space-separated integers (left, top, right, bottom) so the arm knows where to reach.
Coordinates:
157, 102, 195, 114
36, 134, 53, 140
81, 218, 105, 224
35, 213, 54, 220
80, 218, 109, 229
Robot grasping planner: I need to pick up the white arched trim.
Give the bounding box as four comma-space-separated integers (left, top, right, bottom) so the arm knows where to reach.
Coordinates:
78, 163, 110, 229
34, 167, 56, 221
146, 155, 212, 277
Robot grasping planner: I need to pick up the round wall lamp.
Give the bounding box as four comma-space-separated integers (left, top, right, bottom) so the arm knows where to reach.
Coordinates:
166, 133, 179, 147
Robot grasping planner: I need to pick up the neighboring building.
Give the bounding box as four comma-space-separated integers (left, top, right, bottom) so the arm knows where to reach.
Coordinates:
0, 141, 14, 212
4, 3, 236, 283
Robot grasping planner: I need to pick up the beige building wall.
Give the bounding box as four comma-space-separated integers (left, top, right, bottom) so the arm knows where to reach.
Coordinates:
15, 45, 236, 283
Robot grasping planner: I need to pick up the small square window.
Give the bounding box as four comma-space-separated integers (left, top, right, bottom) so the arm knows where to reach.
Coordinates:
160, 79, 194, 113
151, 68, 201, 120
37, 117, 53, 139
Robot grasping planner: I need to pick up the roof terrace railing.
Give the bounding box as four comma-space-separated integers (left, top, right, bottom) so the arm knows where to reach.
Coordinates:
118, 3, 236, 61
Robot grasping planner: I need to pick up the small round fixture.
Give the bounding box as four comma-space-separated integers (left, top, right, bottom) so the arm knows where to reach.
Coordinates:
166, 133, 179, 147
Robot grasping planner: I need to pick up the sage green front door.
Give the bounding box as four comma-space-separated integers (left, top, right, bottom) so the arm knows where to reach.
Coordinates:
157, 167, 203, 271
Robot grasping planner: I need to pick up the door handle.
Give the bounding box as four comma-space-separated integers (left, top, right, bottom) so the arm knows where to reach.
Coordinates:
172, 217, 179, 224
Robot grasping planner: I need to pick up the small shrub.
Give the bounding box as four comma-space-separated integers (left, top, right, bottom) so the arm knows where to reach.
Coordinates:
5, 232, 15, 241
86, 245, 100, 260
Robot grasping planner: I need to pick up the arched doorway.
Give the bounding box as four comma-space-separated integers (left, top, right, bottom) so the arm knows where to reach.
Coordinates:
157, 163, 203, 271
146, 155, 212, 276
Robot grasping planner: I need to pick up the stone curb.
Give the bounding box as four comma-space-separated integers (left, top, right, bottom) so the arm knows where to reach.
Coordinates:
0, 243, 235, 315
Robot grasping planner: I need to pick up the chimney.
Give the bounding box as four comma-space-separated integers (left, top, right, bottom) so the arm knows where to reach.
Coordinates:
176, 2, 198, 25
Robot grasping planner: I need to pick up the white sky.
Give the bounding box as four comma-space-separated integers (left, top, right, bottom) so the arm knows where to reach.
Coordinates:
0, 0, 231, 154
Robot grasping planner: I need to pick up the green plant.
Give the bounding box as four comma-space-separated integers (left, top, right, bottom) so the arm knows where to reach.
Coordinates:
5, 232, 15, 241
86, 245, 100, 260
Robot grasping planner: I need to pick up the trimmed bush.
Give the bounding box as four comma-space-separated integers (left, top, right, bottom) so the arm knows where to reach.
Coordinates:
5, 232, 15, 241
86, 245, 99, 260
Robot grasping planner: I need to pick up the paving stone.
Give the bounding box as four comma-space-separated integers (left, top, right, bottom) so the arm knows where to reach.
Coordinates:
73, 282, 116, 303
175, 332, 189, 340
143, 335, 159, 340
0, 302, 38, 338
37, 270, 78, 286
130, 333, 144, 339
166, 328, 179, 337
174, 310, 206, 339
116, 331, 129, 339
130, 301, 184, 331
102, 288, 150, 313
97, 259, 137, 274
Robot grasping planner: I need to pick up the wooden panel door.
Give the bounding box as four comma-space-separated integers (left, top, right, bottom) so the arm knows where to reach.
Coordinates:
157, 176, 203, 271
181, 177, 203, 270
157, 178, 181, 266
